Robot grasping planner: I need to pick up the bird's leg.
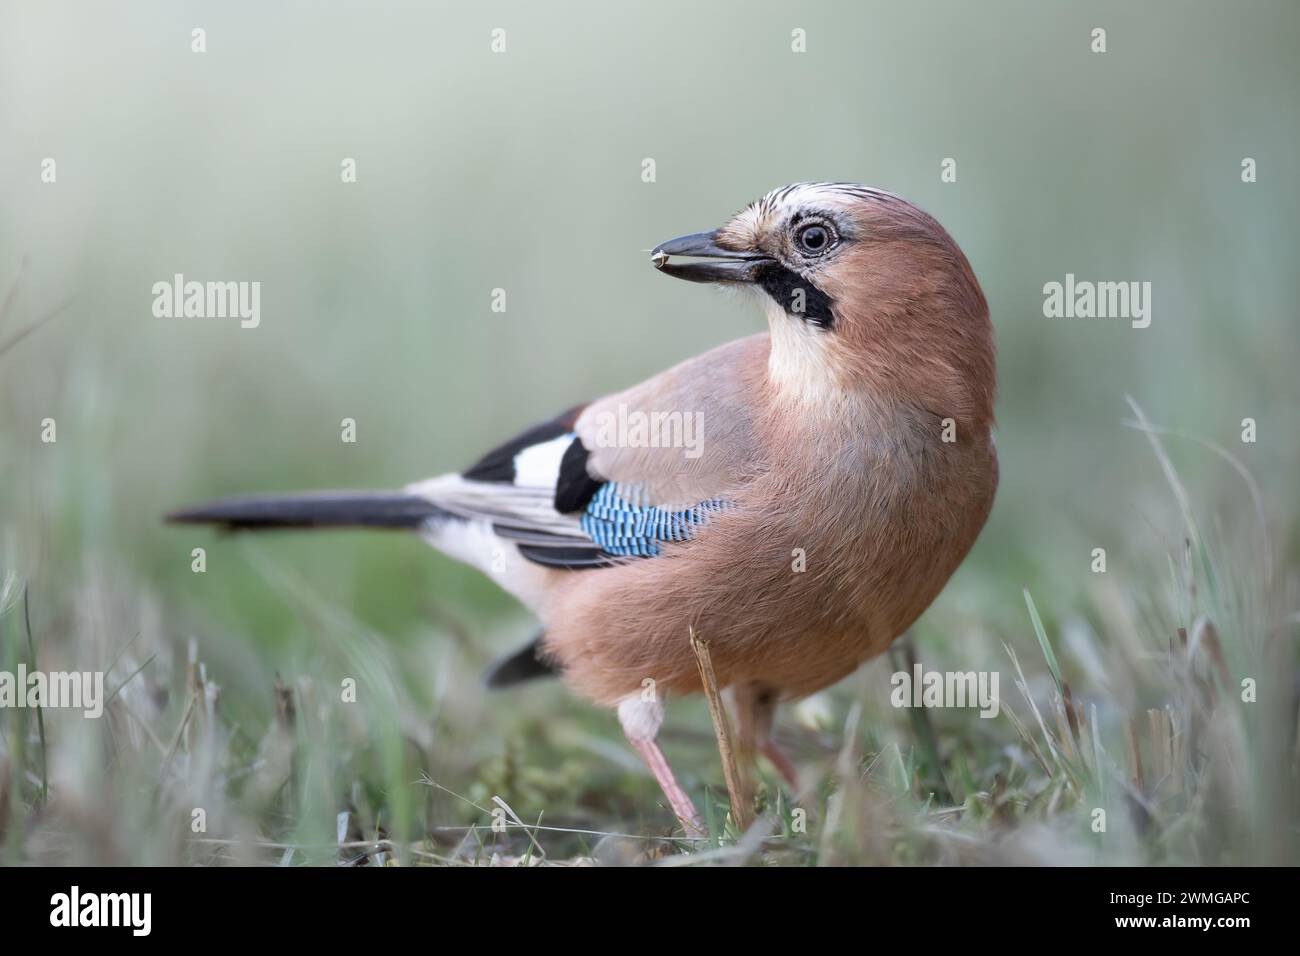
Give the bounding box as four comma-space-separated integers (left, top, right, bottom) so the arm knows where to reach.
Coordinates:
759, 739, 800, 790
618, 696, 705, 837
732, 683, 799, 790
628, 738, 703, 835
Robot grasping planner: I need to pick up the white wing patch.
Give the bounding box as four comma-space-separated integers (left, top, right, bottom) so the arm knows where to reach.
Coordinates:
512, 433, 572, 489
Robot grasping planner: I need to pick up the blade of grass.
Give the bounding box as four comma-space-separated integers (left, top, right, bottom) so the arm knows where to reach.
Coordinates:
1023, 589, 1063, 696
22, 586, 46, 804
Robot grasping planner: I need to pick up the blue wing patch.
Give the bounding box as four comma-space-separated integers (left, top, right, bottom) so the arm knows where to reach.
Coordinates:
580, 483, 731, 557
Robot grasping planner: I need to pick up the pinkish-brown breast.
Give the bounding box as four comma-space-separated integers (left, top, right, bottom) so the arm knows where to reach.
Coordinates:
542, 376, 999, 707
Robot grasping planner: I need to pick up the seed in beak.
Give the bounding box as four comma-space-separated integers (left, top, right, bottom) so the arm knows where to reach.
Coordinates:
651, 251, 669, 269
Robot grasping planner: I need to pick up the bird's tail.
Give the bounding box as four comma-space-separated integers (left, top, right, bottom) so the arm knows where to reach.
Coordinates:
165, 491, 448, 531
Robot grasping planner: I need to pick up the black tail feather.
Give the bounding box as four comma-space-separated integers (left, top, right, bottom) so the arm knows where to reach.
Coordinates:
484, 634, 558, 689
166, 491, 447, 531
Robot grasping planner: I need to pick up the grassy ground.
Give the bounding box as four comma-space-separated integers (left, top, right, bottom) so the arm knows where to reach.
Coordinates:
2, 312, 1294, 865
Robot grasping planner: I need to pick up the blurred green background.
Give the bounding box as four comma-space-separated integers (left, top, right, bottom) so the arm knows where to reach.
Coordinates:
0, 1, 1296, 859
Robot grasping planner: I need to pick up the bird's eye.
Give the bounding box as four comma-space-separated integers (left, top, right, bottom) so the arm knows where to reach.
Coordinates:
795, 223, 833, 255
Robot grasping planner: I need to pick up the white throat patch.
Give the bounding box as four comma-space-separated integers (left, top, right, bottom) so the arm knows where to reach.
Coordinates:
761, 295, 844, 407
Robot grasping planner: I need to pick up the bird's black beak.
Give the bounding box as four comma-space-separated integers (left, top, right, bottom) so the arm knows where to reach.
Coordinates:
651, 230, 772, 284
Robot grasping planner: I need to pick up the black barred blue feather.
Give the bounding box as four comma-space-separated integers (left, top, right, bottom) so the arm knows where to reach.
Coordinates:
580, 483, 731, 557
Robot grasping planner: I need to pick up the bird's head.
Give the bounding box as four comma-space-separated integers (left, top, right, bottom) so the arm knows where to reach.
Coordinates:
652, 182, 994, 428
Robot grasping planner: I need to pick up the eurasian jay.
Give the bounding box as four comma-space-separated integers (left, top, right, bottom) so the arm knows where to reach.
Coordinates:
168, 182, 998, 833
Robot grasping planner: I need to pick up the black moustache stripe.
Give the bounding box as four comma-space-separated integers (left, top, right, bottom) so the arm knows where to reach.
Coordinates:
755, 263, 836, 330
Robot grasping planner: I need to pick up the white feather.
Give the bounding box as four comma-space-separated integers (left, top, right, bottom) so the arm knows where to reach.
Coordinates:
617, 695, 665, 742
405, 473, 585, 538
512, 434, 571, 489
762, 295, 844, 407
416, 515, 553, 611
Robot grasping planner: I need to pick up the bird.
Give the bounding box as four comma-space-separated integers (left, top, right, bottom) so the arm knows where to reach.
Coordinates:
167, 182, 998, 834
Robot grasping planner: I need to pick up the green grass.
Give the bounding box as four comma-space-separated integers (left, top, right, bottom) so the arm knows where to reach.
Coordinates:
1, 408, 1294, 865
